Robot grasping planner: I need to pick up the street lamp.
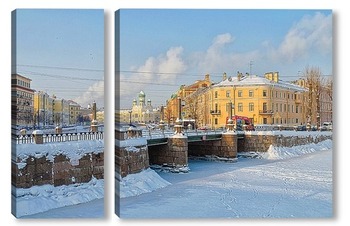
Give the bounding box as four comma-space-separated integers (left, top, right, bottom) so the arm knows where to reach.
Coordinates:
128, 110, 132, 125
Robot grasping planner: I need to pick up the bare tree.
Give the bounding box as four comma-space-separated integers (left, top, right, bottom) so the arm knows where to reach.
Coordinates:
303, 66, 324, 127
164, 106, 173, 126
185, 96, 199, 130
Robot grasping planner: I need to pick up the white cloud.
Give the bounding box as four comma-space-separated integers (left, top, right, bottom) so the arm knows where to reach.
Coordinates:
74, 80, 104, 108
191, 33, 260, 74
270, 12, 332, 62
119, 46, 186, 106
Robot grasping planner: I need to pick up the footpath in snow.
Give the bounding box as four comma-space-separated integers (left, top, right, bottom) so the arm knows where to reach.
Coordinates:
119, 139, 333, 218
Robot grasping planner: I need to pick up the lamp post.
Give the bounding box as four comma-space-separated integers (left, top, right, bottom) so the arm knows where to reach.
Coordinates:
128, 110, 132, 125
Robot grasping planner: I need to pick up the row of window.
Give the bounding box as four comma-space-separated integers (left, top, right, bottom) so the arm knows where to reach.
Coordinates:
210, 117, 301, 125
12, 79, 31, 89
13, 90, 33, 99
213, 102, 303, 113
214, 90, 302, 100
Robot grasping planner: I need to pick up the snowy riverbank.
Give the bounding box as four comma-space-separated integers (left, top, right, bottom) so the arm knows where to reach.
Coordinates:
119, 139, 333, 218
13, 178, 104, 218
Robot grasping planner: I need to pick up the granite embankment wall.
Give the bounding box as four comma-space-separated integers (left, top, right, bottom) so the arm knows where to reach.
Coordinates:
115, 138, 149, 178
12, 140, 104, 188
238, 132, 332, 152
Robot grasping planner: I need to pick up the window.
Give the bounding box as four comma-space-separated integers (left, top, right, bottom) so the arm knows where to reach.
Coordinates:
249, 90, 253, 97
263, 102, 267, 112
238, 103, 243, 112
263, 90, 267, 97
249, 103, 254, 111
263, 118, 267, 124
215, 118, 218, 125
276, 103, 278, 112
215, 91, 218, 98
296, 118, 299, 124
238, 90, 242, 97
296, 106, 299, 113
226, 91, 230, 98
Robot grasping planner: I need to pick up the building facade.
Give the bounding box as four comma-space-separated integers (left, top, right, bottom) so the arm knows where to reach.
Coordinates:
117, 91, 161, 124
173, 72, 308, 129
11, 74, 35, 127
69, 101, 82, 125
165, 74, 212, 125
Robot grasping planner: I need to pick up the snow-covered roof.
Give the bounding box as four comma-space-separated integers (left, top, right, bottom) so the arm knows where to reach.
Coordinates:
213, 75, 306, 92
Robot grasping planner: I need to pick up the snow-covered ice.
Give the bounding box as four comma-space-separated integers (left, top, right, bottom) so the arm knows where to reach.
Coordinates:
119, 139, 333, 218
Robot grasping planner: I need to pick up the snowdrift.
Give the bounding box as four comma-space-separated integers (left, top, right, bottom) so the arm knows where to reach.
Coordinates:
260, 139, 332, 160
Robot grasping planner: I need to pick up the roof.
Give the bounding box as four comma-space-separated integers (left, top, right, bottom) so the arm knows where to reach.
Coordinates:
213, 75, 306, 92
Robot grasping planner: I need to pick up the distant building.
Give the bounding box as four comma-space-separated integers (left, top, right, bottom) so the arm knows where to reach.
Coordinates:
118, 91, 161, 124
11, 74, 35, 127
165, 74, 212, 125
68, 101, 81, 125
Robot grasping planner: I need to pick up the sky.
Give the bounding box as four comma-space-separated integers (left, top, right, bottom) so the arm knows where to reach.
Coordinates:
14, 9, 104, 108
118, 9, 332, 109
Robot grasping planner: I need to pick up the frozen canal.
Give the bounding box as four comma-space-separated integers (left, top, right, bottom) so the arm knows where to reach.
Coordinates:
120, 147, 332, 218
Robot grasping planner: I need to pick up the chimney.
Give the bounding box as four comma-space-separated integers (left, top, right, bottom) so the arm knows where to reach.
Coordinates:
222, 72, 227, 81
205, 74, 210, 81
237, 71, 242, 81
273, 72, 279, 82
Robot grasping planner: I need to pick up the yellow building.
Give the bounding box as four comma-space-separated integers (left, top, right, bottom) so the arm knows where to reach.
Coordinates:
166, 74, 212, 125
52, 97, 70, 126
33, 91, 55, 127
179, 72, 307, 129
68, 101, 81, 125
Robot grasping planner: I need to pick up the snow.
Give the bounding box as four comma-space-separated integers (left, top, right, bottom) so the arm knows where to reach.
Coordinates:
119, 139, 333, 218
170, 133, 188, 138
213, 74, 306, 92
116, 137, 147, 148
118, 168, 171, 198
244, 130, 332, 138
32, 130, 43, 135
14, 178, 104, 218
260, 139, 332, 160
14, 140, 104, 169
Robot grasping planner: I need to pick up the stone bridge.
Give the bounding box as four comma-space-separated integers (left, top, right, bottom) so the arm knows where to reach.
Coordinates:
115, 125, 332, 178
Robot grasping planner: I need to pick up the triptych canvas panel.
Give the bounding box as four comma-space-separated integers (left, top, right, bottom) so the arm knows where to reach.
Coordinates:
12, 9, 333, 219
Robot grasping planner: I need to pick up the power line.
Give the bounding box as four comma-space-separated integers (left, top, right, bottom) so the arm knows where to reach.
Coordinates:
17, 64, 103, 72
118, 70, 332, 78
120, 80, 179, 86
18, 70, 103, 81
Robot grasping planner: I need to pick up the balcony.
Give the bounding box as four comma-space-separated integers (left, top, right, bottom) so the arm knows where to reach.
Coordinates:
295, 99, 302, 104
210, 110, 221, 115
259, 110, 273, 115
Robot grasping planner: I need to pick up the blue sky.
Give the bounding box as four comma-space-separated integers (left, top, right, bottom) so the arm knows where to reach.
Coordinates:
14, 9, 104, 108
118, 9, 332, 109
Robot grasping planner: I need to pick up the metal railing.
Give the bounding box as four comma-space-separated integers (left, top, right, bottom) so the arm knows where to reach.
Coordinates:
143, 128, 225, 139
14, 131, 104, 144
